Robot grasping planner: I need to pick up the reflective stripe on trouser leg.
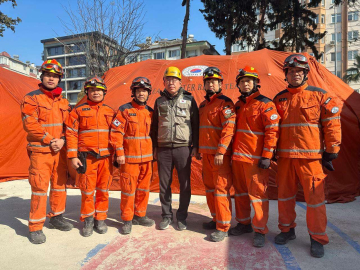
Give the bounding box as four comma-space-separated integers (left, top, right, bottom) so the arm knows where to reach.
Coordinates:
204, 154, 232, 232
232, 160, 251, 226
134, 161, 152, 217
48, 149, 67, 218
245, 162, 270, 234
79, 155, 97, 221
94, 156, 112, 221
277, 157, 298, 232
298, 158, 329, 245
28, 152, 55, 232
120, 163, 139, 221
202, 154, 216, 222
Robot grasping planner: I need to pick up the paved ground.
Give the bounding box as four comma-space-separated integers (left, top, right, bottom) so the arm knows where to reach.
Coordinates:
0, 179, 360, 270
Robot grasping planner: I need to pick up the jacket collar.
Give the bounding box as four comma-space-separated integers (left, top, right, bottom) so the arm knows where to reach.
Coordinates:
131, 99, 146, 110
38, 83, 63, 99
287, 83, 308, 94
86, 99, 104, 107
239, 90, 260, 104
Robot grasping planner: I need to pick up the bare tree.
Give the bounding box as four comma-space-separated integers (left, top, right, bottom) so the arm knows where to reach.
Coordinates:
181, 0, 190, 59
61, 0, 146, 76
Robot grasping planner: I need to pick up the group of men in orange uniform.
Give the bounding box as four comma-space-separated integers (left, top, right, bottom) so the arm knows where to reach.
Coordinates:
21, 54, 341, 258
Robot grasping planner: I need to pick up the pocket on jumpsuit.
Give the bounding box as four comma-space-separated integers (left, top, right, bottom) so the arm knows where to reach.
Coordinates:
301, 102, 320, 123
250, 172, 268, 198
120, 172, 131, 193
312, 172, 326, 193
29, 169, 41, 189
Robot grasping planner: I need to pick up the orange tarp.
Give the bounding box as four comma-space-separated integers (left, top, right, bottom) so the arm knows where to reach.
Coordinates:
2, 49, 360, 203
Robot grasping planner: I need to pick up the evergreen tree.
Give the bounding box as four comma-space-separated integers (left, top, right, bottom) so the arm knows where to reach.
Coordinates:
344, 54, 360, 83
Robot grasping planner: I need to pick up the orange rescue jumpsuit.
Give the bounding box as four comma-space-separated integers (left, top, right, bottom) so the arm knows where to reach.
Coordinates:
232, 91, 280, 234
65, 100, 115, 221
110, 100, 153, 222
21, 84, 71, 232
273, 83, 341, 245
199, 93, 235, 232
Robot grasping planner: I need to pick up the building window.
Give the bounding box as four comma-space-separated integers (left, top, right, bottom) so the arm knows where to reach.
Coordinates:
321, 54, 324, 64
322, 0, 325, 6
348, 31, 359, 41
186, 50, 197, 57
330, 52, 342, 61
348, 11, 359, 21
153, 52, 165, 59
48, 46, 64, 56
59, 82, 65, 89
331, 32, 341, 42
331, 13, 341, 23
321, 14, 325, 24
69, 80, 86, 90
168, 49, 180, 58
348, 50, 358, 60
140, 54, 151, 61
275, 23, 279, 30
232, 43, 248, 52
67, 68, 86, 78
126, 55, 137, 64
336, 71, 341, 78
68, 93, 79, 104
314, 15, 319, 24
55, 58, 65, 66
68, 55, 86, 66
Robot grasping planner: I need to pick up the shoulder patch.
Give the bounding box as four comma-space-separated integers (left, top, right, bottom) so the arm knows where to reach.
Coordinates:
74, 103, 88, 109
217, 95, 233, 103
305, 86, 327, 94
145, 105, 154, 112
26, 89, 43, 97
255, 95, 272, 104
274, 89, 289, 99
119, 102, 133, 112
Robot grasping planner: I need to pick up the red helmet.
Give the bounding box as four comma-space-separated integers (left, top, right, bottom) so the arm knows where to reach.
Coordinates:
203, 67, 224, 81
84, 76, 107, 93
40, 59, 63, 77
236, 66, 260, 84
283, 54, 310, 72
130, 77, 152, 93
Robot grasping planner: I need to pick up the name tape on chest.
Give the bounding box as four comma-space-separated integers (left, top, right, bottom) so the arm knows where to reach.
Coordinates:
279, 98, 287, 102
324, 97, 332, 105
129, 113, 137, 116
82, 108, 91, 111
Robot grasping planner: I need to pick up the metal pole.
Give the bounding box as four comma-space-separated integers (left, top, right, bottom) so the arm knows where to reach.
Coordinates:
54, 37, 68, 99
334, 6, 337, 76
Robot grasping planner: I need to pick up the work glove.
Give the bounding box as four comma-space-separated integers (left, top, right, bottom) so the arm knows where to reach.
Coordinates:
322, 152, 338, 171
258, 157, 271, 169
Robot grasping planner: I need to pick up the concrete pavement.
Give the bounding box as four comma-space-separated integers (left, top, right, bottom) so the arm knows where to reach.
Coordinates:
0, 179, 360, 270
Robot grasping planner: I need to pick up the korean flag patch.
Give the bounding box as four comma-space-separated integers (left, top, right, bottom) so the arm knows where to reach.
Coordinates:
113, 119, 121, 127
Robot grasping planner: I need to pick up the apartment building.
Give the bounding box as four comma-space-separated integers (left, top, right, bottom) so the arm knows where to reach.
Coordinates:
0, 51, 39, 79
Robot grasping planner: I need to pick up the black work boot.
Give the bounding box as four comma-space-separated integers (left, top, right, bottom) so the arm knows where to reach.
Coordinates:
310, 236, 324, 258
203, 220, 217, 230
82, 216, 94, 237
49, 214, 73, 231
229, 223, 253, 236
177, 220, 187, 231
121, 221, 132, 235
253, 232, 265, 247
159, 217, 173, 230
275, 228, 296, 245
94, 219, 108, 234
29, 230, 46, 244
132, 215, 155, 227
210, 230, 228, 242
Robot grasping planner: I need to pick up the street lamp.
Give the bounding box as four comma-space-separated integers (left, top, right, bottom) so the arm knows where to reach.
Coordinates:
54, 37, 75, 99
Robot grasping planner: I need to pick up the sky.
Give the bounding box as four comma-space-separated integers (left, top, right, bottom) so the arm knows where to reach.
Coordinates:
0, 0, 225, 66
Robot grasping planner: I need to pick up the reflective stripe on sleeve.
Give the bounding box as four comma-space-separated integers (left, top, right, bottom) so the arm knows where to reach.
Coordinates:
199, 146, 218, 150
263, 148, 274, 153
67, 149, 77, 152
125, 154, 152, 159
265, 123, 279, 129
233, 152, 262, 159
277, 149, 324, 153
124, 136, 151, 140
321, 116, 340, 122
236, 217, 251, 222
79, 129, 109, 134
42, 123, 63, 127
218, 144, 228, 149
214, 193, 230, 197
280, 123, 321, 128
67, 127, 78, 132
222, 120, 236, 126
116, 147, 124, 151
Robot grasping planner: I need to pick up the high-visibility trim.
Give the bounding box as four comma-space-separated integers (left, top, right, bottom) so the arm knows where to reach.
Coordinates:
200, 126, 222, 130
28, 144, 49, 148
40, 133, 48, 142
308, 229, 326, 236
214, 193, 230, 197
122, 192, 135, 196
50, 189, 66, 192
81, 210, 95, 216
279, 222, 291, 227
263, 148, 274, 153
233, 152, 262, 159
96, 187, 108, 193
136, 188, 150, 192
234, 193, 248, 197
211, 213, 216, 217
79, 129, 109, 134
124, 136, 151, 140
218, 144, 228, 149
265, 123, 279, 129
206, 189, 215, 193
277, 149, 324, 153
216, 219, 231, 224
29, 217, 46, 222
135, 210, 147, 213
116, 147, 124, 151
280, 123, 321, 128
199, 146, 218, 150
22, 115, 30, 121
278, 194, 297, 201
307, 201, 325, 208
42, 123, 63, 127
81, 190, 94, 195
253, 225, 265, 230
95, 209, 108, 213
321, 116, 340, 122
67, 149, 77, 152
236, 129, 265, 135
222, 120, 236, 126
236, 217, 251, 222
32, 192, 47, 196
99, 148, 111, 152
251, 198, 269, 203
67, 127, 78, 132
125, 154, 152, 159
52, 210, 65, 215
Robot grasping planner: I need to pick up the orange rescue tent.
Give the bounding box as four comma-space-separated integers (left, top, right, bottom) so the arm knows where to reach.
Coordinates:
100, 49, 360, 203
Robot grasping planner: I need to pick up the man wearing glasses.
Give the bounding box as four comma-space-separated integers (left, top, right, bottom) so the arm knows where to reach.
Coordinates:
151, 66, 199, 231
273, 54, 342, 258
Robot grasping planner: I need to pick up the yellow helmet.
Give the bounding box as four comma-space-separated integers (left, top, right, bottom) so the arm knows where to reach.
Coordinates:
164, 66, 182, 80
